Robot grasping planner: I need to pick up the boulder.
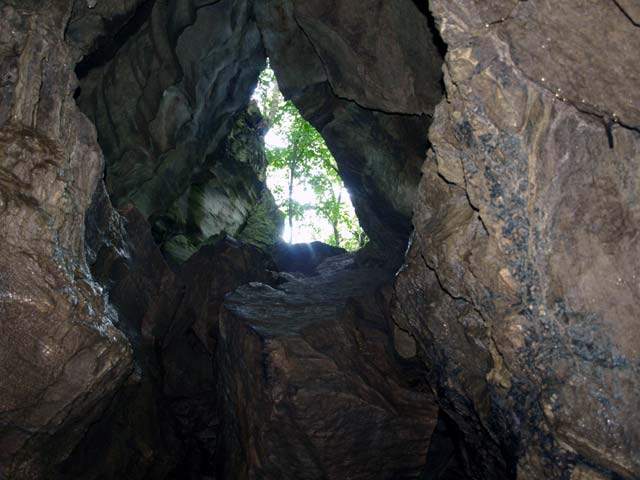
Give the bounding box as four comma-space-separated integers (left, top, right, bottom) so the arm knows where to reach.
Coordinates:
272, 241, 345, 275
218, 254, 440, 479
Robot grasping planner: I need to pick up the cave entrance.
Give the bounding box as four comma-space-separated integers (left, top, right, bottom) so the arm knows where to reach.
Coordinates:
252, 64, 365, 250
72, 0, 442, 268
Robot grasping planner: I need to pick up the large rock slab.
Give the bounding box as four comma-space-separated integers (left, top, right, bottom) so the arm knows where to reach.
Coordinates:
218, 254, 439, 479
394, 1, 640, 478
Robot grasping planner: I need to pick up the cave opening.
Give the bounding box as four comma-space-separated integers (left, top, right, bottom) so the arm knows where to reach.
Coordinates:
71, 0, 451, 476
4, 1, 638, 479
67, 0, 452, 474
252, 63, 366, 250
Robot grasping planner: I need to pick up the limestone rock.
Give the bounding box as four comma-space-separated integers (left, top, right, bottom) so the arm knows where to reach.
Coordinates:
76, 0, 269, 253
152, 104, 283, 266
394, 1, 640, 478
66, 0, 148, 60
272, 241, 345, 275
218, 254, 439, 479
0, 3, 132, 477
3, 0, 639, 478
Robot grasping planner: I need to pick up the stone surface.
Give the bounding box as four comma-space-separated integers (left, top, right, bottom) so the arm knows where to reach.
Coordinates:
60, 195, 181, 479
64, 202, 278, 479
152, 104, 283, 266
76, 0, 280, 265
76, 0, 445, 260
272, 240, 345, 275
218, 254, 439, 479
290, 0, 442, 115
394, 1, 640, 479
66, 0, 148, 61
3, 0, 639, 478
0, 3, 132, 478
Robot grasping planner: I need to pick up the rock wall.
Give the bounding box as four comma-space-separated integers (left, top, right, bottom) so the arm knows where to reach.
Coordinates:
76, 0, 279, 264
66, 198, 279, 479
218, 254, 439, 479
1, 0, 446, 476
75, 0, 445, 261
151, 104, 283, 266
394, 1, 640, 478
0, 3, 132, 477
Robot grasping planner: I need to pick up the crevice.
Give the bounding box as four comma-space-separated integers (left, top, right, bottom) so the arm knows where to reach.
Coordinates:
612, 0, 640, 27
289, 10, 436, 119
483, 2, 524, 28
419, 252, 467, 303
425, 3, 447, 59
75, 0, 156, 80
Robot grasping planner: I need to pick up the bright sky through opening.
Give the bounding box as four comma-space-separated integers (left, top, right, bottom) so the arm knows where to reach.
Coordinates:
251, 68, 361, 246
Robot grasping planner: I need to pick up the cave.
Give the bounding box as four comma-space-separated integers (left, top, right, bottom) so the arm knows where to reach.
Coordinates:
1, 1, 639, 480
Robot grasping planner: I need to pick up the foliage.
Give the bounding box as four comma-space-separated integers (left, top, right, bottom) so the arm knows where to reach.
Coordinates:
253, 65, 366, 250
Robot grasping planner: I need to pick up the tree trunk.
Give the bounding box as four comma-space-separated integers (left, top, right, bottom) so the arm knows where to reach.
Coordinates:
288, 163, 294, 243
333, 190, 342, 247
332, 222, 340, 248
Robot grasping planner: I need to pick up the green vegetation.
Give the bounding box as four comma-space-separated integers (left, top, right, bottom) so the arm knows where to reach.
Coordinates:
253, 66, 366, 251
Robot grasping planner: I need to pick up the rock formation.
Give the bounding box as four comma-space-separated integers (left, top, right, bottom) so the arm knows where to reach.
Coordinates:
0, 0, 639, 479
394, 1, 640, 479
0, 4, 132, 477
218, 254, 439, 479
255, 0, 444, 255
74, 0, 282, 266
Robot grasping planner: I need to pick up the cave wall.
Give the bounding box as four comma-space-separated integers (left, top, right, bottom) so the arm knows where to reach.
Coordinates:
74, 0, 445, 261
393, 1, 640, 479
67, 200, 279, 478
75, 0, 281, 264
0, 2, 132, 477
0, 0, 446, 476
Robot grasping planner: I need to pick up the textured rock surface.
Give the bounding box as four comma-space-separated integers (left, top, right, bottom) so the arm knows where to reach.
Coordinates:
66, 0, 148, 61
57, 192, 181, 479
394, 1, 640, 479
76, 0, 446, 261
272, 240, 345, 275
3, 0, 639, 478
76, 0, 279, 264
255, 0, 444, 254
65, 201, 278, 479
0, 3, 133, 478
218, 254, 439, 479
152, 104, 283, 266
